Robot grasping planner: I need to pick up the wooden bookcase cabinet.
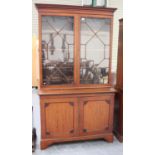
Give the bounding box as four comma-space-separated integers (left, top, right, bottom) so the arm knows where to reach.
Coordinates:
36, 4, 116, 149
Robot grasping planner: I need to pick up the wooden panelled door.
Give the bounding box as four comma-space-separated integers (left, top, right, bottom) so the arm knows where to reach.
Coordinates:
41, 98, 78, 138
36, 4, 117, 149
80, 96, 113, 135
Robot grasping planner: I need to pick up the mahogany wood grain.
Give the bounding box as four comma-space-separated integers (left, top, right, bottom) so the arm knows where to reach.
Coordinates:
83, 100, 109, 132
36, 4, 117, 149
45, 102, 74, 137
41, 98, 78, 138
39, 87, 116, 96
40, 94, 115, 149
79, 95, 114, 136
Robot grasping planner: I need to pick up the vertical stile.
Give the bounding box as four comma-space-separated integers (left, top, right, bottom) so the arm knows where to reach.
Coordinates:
74, 15, 80, 85
108, 17, 113, 85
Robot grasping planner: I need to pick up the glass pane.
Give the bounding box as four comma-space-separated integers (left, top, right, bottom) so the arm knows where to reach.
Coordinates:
80, 17, 111, 84
42, 16, 74, 85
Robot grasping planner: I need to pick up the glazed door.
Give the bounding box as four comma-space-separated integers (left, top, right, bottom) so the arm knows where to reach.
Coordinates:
41, 15, 75, 86
80, 17, 111, 84
41, 98, 78, 138
79, 95, 114, 135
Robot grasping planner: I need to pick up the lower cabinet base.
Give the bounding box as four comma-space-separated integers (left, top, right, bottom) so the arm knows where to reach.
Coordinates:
40, 93, 115, 150
40, 133, 114, 150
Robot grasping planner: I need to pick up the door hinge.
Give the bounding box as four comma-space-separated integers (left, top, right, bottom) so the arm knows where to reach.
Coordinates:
83, 129, 87, 132
70, 129, 74, 133
69, 102, 74, 106
44, 103, 50, 108
84, 101, 88, 105
105, 126, 109, 130
105, 100, 111, 104
46, 131, 50, 135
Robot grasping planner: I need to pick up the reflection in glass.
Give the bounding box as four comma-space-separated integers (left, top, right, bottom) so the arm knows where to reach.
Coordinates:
41, 16, 74, 85
80, 17, 111, 84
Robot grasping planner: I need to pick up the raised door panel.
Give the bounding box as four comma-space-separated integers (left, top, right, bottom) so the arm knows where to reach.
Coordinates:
84, 100, 109, 131
80, 95, 114, 136
41, 98, 78, 138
